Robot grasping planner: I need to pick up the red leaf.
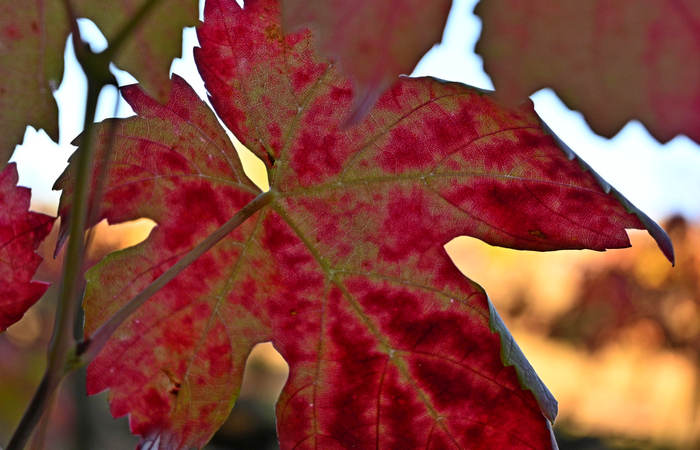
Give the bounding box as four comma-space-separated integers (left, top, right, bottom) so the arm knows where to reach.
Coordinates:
475, 0, 700, 143
57, 0, 672, 447
282, 0, 451, 122
0, 163, 54, 331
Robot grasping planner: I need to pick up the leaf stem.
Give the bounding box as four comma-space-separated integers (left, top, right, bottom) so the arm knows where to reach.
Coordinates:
6, 374, 56, 450
77, 189, 274, 364
6, 74, 102, 450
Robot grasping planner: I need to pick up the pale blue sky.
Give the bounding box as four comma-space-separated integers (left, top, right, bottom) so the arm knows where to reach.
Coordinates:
10, 0, 700, 220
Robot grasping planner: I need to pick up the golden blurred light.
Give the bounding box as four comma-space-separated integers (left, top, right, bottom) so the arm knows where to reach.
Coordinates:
5, 307, 42, 347
232, 135, 269, 192
513, 331, 696, 445
239, 342, 289, 406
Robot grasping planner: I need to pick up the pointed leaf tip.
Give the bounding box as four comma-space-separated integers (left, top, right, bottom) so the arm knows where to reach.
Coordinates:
541, 121, 675, 265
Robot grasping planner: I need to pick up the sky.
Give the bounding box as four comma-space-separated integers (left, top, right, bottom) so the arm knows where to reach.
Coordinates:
10, 0, 700, 220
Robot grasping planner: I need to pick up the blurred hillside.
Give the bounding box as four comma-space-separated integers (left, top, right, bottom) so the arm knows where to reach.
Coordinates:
1, 205, 698, 449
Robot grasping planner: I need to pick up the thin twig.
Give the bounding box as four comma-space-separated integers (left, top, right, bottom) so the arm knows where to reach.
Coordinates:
26, 388, 57, 450
6, 77, 102, 450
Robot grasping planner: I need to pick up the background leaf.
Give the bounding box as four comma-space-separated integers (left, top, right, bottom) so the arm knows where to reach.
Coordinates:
57, 0, 673, 447
0, 0, 68, 167
282, 0, 451, 122
74, 0, 198, 102
475, 0, 700, 143
0, 0, 197, 166
0, 163, 54, 332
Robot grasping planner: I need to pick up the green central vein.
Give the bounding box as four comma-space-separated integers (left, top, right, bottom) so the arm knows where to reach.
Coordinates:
279, 170, 607, 199
271, 66, 334, 186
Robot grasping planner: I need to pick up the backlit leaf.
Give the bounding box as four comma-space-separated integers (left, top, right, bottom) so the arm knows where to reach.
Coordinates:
282, 0, 451, 122
0, 163, 54, 332
0, 0, 67, 167
475, 0, 700, 143
0, 0, 197, 166
57, 0, 672, 447
74, 0, 198, 102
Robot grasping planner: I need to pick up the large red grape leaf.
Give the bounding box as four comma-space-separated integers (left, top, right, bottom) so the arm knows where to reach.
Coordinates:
0, 0, 68, 167
281, 0, 451, 122
475, 0, 700, 143
56, 0, 672, 447
0, 163, 54, 331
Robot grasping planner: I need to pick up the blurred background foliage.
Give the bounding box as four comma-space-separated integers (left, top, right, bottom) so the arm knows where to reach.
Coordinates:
1, 210, 697, 449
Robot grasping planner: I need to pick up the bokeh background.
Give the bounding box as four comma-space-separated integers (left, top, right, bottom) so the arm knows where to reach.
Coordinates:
2, 0, 699, 448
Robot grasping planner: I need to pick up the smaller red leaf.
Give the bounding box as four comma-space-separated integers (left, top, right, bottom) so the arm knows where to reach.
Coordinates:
0, 163, 54, 331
